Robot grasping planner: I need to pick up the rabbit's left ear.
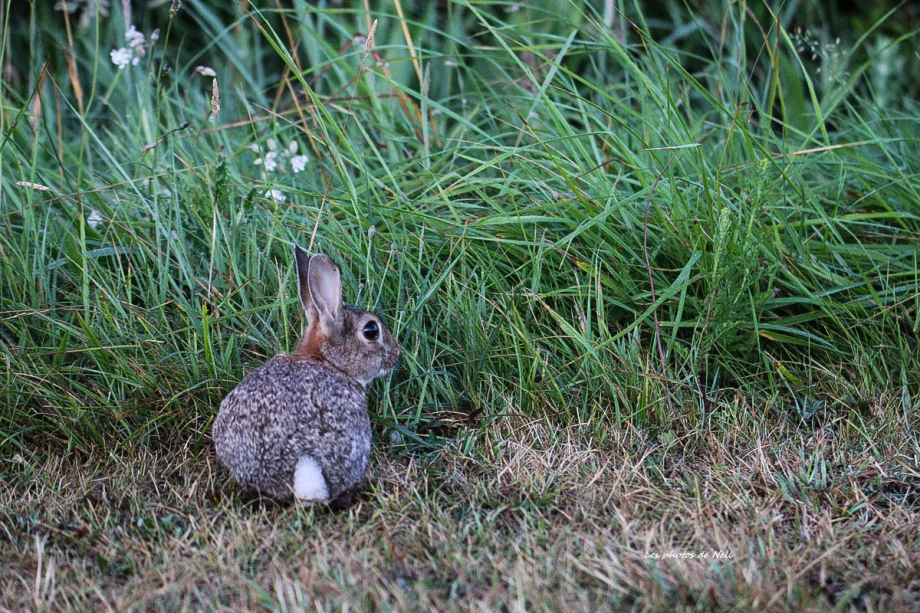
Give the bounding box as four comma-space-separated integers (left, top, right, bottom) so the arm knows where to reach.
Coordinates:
307, 253, 343, 334
295, 245, 319, 326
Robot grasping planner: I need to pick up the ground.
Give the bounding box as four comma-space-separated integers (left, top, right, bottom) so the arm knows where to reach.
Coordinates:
3, 400, 918, 612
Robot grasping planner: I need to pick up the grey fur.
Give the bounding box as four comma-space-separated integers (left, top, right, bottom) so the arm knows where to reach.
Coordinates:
212, 248, 400, 502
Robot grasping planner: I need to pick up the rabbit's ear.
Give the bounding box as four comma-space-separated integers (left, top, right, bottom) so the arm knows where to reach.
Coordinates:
294, 245, 319, 325
307, 254, 343, 333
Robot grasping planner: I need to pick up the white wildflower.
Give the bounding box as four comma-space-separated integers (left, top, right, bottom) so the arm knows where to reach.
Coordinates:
111, 26, 157, 68
291, 154, 308, 173
252, 139, 306, 175
87, 209, 104, 229
126, 25, 146, 50
256, 150, 278, 173
110, 47, 133, 70
264, 189, 284, 203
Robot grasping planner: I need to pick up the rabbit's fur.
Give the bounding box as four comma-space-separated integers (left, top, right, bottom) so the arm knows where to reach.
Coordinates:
212, 247, 400, 503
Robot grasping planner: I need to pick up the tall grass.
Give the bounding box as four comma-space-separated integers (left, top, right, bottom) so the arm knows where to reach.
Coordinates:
1, 0, 918, 455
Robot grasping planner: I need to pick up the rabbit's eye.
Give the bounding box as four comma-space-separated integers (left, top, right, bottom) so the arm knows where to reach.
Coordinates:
362, 320, 380, 341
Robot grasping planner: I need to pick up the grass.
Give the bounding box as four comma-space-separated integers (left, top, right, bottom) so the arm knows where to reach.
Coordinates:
1, 0, 919, 610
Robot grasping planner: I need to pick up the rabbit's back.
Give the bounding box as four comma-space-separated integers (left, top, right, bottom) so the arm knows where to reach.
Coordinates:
212, 355, 370, 501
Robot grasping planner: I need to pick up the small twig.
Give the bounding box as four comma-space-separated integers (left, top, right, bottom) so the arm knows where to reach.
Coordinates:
392, 0, 421, 83
141, 121, 190, 155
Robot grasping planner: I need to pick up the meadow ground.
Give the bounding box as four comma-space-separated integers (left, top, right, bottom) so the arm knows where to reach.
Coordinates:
1, 0, 919, 611
2, 407, 919, 611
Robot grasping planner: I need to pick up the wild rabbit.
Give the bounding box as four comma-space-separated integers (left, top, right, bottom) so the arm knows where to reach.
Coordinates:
212, 246, 400, 504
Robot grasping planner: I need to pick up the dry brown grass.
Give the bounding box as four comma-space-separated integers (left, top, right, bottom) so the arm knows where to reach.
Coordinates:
2, 402, 918, 612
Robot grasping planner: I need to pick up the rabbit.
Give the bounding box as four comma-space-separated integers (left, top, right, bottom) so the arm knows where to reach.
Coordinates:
212, 246, 400, 504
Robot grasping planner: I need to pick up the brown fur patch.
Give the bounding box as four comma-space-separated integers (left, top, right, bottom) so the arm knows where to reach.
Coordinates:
291, 325, 325, 361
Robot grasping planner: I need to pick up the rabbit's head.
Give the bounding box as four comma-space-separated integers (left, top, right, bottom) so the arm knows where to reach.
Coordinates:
292, 246, 400, 386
